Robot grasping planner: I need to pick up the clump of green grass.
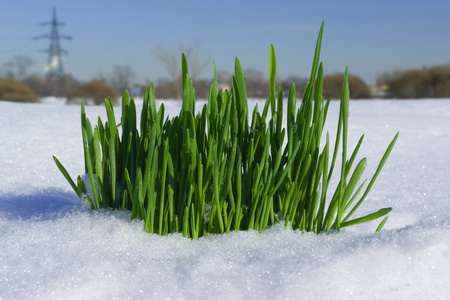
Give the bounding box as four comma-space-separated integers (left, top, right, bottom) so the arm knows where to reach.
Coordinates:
54, 22, 398, 238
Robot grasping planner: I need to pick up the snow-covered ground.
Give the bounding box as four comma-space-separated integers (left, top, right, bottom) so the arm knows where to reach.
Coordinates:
0, 98, 449, 299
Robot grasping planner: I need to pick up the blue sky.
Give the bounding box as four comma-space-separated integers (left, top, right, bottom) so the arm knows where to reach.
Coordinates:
1, 0, 449, 84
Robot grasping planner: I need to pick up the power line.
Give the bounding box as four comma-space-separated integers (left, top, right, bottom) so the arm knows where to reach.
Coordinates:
34, 7, 72, 82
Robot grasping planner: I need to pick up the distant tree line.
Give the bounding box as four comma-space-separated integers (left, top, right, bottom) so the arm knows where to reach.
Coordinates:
2, 52, 450, 104
0, 54, 132, 104
378, 66, 450, 98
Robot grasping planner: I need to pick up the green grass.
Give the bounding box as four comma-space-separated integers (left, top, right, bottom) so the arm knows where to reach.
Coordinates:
54, 22, 399, 238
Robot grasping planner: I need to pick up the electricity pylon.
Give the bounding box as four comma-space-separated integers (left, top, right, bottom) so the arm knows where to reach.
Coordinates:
34, 7, 71, 86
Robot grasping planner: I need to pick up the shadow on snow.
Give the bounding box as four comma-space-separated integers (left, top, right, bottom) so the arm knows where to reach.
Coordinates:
0, 188, 80, 221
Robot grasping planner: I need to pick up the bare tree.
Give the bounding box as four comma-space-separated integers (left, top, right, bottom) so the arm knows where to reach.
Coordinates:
0, 61, 15, 79
154, 45, 179, 81
1, 56, 36, 81
181, 40, 210, 81
243, 68, 266, 97
281, 75, 308, 97
14, 56, 36, 81
110, 64, 135, 93
153, 40, 210, 99
243, 68, 264, 84
217, 70, 232, 84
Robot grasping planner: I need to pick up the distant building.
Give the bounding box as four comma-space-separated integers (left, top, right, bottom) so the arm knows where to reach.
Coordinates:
218, 83, 231, 92
369, 84, 389, 98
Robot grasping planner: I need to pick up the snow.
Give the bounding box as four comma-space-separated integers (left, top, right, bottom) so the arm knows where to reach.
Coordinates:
1, 98, 450, 299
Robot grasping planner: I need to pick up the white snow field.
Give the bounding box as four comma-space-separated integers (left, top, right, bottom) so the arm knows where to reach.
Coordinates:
1, 98, 449, 299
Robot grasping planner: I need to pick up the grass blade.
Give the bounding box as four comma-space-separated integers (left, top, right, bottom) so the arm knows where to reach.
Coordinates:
340, 207, 392, 228
53, 156, 79, 196
376, 216, 389, 232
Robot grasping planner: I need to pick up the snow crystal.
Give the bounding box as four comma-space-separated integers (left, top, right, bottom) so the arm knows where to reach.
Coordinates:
1, 99, 450, 299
